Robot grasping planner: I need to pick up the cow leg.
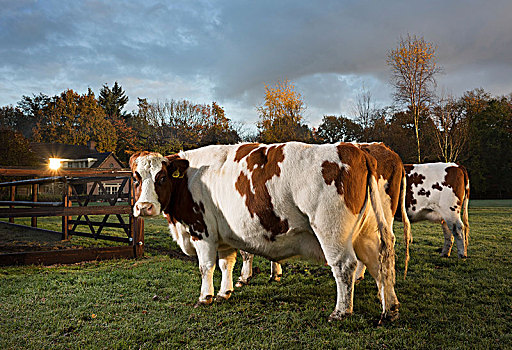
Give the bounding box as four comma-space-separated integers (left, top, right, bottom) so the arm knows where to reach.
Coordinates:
327, 252, 358, 322
235, 250, 254, 287
441, 221, 454, 257
217, 248, 237, 300
194, 242, 217, 306
270, 261, 282, 282
355, 260, 366, 283
354, 231, 399, 323
448, 219, 467, 258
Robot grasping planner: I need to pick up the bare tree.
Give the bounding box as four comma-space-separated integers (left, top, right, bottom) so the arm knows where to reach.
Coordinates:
431, 95, 469, 162
387, 34, 442, 162
352, 84, 375, 142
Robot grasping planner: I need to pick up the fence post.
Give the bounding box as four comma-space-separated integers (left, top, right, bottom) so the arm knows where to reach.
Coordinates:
31, 183, 38, 227
133, 217, 144, 258
61, 179, 71, 240
9, 185, 15, 223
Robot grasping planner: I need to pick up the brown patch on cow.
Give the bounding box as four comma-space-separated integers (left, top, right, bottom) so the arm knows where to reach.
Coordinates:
418, 188, 431, 197
432, 182, 443, 191
322, 161, 343, 194
321, 143, 369, 215
404, 166, 425, 210
234, 144, 289, 240
234, 143, 260, 162
359, 143, 403, 214
442, 166, 466, 204
156, 156, 207, 240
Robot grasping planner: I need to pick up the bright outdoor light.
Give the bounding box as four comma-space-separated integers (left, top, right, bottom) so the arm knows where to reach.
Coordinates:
49, 158, 62, 170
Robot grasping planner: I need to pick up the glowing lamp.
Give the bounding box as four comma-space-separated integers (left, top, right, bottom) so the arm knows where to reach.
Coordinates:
49, 158, 62, 170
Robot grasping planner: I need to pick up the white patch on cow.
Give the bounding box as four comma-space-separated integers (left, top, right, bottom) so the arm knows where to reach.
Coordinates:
133, 154, 167, 216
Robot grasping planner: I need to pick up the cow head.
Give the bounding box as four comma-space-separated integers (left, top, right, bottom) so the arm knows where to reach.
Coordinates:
130, 152, 189, 218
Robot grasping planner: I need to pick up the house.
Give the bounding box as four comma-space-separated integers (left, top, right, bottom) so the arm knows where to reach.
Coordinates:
29, 141, 129, 197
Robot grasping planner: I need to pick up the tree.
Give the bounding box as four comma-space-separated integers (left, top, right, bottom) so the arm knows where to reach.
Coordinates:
352, 84, 375, 141
466, 97, 512, 198
256, 80, 312, 143
16, 93, 50, 138
99, 82, 129, 119
387, 34, 442, 162
32, 89, 118, 152
0, 105, 24, 131
131, 99, 241, 154
200, 102, 241, 146
0, 128, 37, 166
430, 95, 469, 162
316, 115, 362, 143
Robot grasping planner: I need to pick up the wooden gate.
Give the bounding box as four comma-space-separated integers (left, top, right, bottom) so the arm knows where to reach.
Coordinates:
0, 167, 144, 266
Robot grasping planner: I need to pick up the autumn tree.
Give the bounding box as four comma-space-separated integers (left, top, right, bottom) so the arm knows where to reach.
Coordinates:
387, 34, 442, 162
257, 80, 312, 143
316, 115, 362, 143
200, 102, 241, 146
32, 89, 118, 152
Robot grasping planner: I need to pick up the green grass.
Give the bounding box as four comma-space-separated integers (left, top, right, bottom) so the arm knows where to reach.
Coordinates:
1, 201, 511, 349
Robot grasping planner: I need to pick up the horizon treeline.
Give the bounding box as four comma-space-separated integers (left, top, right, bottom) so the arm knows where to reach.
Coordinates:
0, 82, 511, 199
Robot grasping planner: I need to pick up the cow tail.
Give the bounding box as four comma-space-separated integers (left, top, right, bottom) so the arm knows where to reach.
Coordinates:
366, 155, 396, 286
400, 169, 412, 279
461, 166, 470, 256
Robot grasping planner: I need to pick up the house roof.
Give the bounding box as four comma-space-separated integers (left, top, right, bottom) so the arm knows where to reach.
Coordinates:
30, 142, 125, 168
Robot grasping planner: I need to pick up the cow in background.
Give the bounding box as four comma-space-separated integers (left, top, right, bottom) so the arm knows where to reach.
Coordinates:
236, 142, 412, 285
131, 142, 401, 323
403, 163, 470, 258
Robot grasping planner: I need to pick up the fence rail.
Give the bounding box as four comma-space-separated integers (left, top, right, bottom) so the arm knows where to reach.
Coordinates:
0, 167, 144, 266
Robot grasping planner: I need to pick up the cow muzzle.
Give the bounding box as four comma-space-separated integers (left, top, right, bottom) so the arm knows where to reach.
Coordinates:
134, 202, 159, 217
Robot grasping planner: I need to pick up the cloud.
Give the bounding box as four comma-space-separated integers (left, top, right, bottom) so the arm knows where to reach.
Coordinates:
1, 0, 511, 127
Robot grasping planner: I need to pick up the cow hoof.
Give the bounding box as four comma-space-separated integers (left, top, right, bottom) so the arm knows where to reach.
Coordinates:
235, 276, 252, 288
216, 290, 233, 301
377, 304, 399, 326
194, 295, 213, 308
268, 274, 282, 283
440, 253, 450, 258
458, 254, 467, 259
328, 310, 351, 322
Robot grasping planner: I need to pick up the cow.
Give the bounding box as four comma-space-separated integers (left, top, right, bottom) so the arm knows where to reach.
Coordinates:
130, 142, 400, 323
403, 163, 470, 258
236, 142, 412, 286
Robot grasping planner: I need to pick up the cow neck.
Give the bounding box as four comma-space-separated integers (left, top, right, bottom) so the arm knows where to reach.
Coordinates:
163, 174, 209, 239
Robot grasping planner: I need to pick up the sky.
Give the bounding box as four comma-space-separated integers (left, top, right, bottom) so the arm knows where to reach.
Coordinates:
1, 0, 512, 131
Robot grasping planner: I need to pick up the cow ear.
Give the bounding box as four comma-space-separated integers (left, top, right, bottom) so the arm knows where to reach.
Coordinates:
167, 158, 189, 179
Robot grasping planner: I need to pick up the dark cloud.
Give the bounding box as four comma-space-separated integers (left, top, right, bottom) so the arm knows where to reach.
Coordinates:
1, 0, 511, 127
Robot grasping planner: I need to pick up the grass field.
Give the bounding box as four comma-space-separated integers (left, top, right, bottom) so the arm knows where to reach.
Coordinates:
1, 201, 511, 349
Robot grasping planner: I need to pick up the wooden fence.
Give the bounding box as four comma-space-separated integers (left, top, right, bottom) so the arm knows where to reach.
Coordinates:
0, 167, 144, 266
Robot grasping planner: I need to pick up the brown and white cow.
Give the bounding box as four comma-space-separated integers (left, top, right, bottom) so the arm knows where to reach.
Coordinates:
130, 142, 400, 323
236, 142, 412, 286
403, 163, 470, 258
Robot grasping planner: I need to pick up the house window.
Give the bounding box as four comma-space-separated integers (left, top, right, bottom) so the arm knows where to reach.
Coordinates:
101, 184, 121, 195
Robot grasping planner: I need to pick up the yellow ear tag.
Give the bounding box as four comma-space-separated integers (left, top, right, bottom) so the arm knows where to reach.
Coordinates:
172, 169, 184, 178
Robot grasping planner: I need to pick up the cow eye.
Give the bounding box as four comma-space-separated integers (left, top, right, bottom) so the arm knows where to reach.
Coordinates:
133, 179, 139, 186
158, 176, 166, 184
